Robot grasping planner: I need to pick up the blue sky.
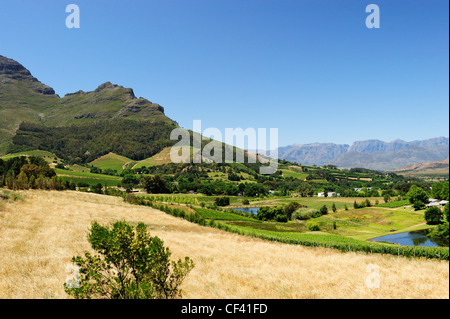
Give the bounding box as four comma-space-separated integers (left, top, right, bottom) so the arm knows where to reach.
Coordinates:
0, 0, 448, 147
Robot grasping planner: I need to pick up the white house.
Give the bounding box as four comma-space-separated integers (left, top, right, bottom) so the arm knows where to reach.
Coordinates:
425, 199, 449, 208
317, 192, 341, 198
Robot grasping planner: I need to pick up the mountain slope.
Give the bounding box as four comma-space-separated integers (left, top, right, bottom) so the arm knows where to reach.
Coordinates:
278, 143, 349, 166
0, 55, 60, 153
0, 55, 177, 160
394, 158, 449, 172
391, 158, 449, 179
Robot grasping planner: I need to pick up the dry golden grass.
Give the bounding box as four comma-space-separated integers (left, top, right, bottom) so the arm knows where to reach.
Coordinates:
0, 190, 448, 299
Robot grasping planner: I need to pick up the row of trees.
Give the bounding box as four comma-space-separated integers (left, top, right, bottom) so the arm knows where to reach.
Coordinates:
0, 156, 74, 191
406, 182, 449, 211
12, 119, 177, 163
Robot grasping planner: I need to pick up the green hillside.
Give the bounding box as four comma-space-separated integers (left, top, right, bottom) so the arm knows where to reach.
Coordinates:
89, 152, 134, 173
0, 56, 177, 158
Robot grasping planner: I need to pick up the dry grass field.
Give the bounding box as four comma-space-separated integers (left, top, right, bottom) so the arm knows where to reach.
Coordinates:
0, 190, 448, 299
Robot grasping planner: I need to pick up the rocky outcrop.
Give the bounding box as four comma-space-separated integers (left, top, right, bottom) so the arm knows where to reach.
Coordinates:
0, 55, 55, 95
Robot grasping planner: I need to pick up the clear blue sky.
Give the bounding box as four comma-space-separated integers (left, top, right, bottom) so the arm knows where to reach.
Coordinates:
0, 0, 448, 147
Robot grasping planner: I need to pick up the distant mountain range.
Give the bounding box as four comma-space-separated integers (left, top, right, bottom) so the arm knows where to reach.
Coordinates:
277, 137, 449, 171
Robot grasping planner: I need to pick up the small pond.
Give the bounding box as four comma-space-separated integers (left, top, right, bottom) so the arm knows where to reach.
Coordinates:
232, 207, 260, 215
369, 230, 444, 247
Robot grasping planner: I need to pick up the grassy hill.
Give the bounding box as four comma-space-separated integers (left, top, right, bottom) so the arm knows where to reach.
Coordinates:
1, 150, 61, 165
392, 158, 449, 180
89, 152, 134, 173
0, 190, 448, 298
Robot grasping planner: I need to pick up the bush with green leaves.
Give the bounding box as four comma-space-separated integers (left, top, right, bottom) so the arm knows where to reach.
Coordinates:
319, 205, 328, 215
413, 200, 426, 211
292, 208, 320, 221
64, 221, 194, 299
274, 214, 288, 223
407, 185, 429, 209
424, 206, 444, 225
332, 203, 337, 213
215, 196, 230, 207
306, 220, 320, 231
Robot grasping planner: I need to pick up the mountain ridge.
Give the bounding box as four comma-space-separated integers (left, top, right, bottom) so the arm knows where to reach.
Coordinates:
0, 55, 175, 156
278, 137, 449, 171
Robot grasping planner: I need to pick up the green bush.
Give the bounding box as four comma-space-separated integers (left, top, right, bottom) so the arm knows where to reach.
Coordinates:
407, 185, 429, 207
319, 205, 328, 215
424, 206, 444, 225
413, 200, 426, 211
215, 196, 230, 206
292, 208, 320, 220
65, 221, 194, 299
274, 214, 288, 223
306, 220, 320, 231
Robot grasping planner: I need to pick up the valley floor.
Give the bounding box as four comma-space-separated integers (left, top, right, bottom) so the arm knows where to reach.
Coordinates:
0, 190, 448, 299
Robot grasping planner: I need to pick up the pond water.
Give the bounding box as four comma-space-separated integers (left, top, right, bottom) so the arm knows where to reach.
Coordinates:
232, 207, 260, 215
369, 230, 442, 247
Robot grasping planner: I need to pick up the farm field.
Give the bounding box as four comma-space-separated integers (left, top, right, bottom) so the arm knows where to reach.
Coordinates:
89, 152, 134, 173
54, 168, 122, 187
0, 150, 62, 166
0, 190, 448, 299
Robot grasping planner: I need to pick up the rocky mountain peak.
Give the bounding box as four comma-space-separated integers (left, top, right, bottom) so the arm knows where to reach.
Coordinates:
0, 55, 55, 95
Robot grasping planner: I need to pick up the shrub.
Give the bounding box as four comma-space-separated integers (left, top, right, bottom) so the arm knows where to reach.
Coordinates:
77, 182, 90, 188
90, 183, 104, 194
413, 200, 426, 211
215, 197, 230, 207
424, 206, 444, 225
443, 203, 449, 223
64, 221, 194, 299
274, 214, 288, 223
319, 205, 328, 215
407, 185, 429, 206
292, 208, 320, 220
306, 220, 320, 231
284, 202, 304, 220
242, 199, 250, 205
332, 203, 337, 213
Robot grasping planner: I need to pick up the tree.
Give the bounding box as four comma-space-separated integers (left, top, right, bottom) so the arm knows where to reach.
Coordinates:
431, 182, 449, 201
383, 193, 391, 203
215, 196, 230, 206
332, 203, 337, 213
298, 182, 314, 197
407, 185, 429, 208
65, 221, 194, 299
122, 174, 139, 192
413, 200, 425, 211
319, 205, 328, 215
142, 175, 167, 194
444, 203, 449, 223
424, 206, 443, 225
90, 183, 104, 194
284, 202, 302, 220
